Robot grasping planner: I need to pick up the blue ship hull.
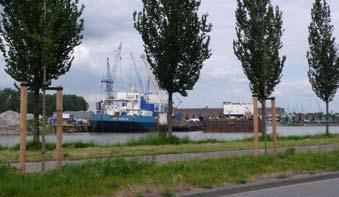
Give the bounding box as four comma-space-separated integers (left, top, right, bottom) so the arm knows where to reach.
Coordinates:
89, 114, 157, 132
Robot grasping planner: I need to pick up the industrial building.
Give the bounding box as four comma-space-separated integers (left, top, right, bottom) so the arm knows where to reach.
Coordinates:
174, 108, 223, 120
223, 102, 253, 118
175, 102, 286, 122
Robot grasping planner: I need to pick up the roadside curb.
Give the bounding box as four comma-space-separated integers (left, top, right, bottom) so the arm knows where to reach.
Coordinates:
179, 171, 339, 197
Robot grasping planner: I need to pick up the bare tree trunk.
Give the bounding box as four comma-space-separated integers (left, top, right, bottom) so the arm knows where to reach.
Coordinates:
261, 100, 268, 154
167, 92, 173, 136
33, 89, 40, 143
326, 101, 330, 136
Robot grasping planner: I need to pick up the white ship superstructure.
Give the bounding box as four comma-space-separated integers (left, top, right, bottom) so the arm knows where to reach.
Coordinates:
102, 86, 153, 117
96, 42, 167, 121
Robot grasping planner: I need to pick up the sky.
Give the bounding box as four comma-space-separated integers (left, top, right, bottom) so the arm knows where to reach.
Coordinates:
1, 0, 339, 113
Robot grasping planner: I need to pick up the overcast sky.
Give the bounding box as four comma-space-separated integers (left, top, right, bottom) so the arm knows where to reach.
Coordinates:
1, 0, 339, 113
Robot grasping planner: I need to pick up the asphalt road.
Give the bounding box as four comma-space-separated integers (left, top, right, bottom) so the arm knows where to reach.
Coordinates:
227, 178, 339, 197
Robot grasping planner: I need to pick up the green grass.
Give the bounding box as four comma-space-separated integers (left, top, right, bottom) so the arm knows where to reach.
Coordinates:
1, 150, 339, 197
0, 135, 200, 151
244, 133, 337, 142
5, 141, 98, 151
2, 133, 336, 151
1, 134, 339, 163
117, 135, 219, 146
0, 145, 6, 151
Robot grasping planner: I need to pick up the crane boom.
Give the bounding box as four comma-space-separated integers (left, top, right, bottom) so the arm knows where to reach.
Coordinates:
130, 53, 145, 94
101, 57, 113, 98
112, 42, 123, 86
141, 54, 166, 105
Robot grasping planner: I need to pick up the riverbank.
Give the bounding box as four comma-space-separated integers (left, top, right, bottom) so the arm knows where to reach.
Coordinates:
1, 149, 339, 197
1, 134, 339, 163
2, 126, 339, 147
280, 122, 339, 127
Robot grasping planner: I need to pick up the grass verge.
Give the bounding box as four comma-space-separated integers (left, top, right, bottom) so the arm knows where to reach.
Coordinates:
1, 134, 339, 163
1, 149, 339, 197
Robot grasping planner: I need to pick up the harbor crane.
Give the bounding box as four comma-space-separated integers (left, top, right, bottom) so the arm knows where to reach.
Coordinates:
130, 53, 145, 94
175, 95, 182, 108
101, 57, 113, 98
112, 42, 123, 89
141, 54, 166, 105
101, 42, 122, 99
316, 99, 323, 113
140, 54, 183, 110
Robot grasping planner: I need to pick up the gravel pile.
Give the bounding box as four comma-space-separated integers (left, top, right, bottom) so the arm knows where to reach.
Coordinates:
0, 110, 20, 135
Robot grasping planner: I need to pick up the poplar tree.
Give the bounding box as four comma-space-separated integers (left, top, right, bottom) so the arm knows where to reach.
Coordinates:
0, 0, 84, 142
233, 0, 286, 153
307, 0, 339, 136
134, 0, 212, 136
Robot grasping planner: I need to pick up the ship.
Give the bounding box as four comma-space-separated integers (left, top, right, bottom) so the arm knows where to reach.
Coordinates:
89, 43, 167, 132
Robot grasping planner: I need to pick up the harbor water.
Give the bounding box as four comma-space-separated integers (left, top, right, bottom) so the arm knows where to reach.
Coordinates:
1, 126, 339, 147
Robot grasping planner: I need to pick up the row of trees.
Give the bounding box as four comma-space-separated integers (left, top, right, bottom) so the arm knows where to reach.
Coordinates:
0, 0, 337, 144
134, 0, 339, 142
0, 88, 88, 116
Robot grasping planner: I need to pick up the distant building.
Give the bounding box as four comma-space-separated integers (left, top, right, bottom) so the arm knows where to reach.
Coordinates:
281, 112, 338, 123
174, 108, 223, 120
223, 102, 253, 118
174, 102, 286, 122
260, 108, 286, 122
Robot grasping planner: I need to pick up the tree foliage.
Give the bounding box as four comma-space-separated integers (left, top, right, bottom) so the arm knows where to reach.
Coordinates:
0, 0, 84, 142
0, 88, 20, 113
307, 0, 338, 104
133, 0, 212, 134
0, 0, 84, 89
233, 0, 286, 153
0, 88, 88, 116
307, 0, 339, 135
233, 0, 286, 102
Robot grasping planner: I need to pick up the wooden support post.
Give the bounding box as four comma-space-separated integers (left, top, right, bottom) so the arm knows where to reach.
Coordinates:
271, 97, 278, 153
56, 87, 63, 171
253, 96, 260, 155
19, 83, 28, 175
